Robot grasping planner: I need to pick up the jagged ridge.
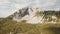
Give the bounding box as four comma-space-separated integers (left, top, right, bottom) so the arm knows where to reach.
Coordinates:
9, 7, 60, 24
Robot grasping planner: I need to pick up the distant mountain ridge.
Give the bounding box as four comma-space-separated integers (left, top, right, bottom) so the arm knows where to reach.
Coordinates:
8, 7, 60, 24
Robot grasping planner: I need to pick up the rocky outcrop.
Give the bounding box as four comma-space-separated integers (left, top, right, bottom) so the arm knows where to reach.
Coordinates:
9, 7, 60, 24
11, 7, 44, 24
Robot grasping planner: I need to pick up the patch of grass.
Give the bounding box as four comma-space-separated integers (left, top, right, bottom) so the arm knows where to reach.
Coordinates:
0, 18, 60, 34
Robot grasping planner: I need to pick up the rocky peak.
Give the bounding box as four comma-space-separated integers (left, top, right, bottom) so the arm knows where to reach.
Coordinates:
9, 7, 60, 24
12, 7, 44, 23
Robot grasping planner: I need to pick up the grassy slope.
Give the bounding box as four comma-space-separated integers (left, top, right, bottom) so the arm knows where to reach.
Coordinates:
0, 18, 60, 34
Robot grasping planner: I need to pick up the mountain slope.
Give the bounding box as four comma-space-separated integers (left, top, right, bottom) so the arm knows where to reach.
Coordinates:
9, 7, 60, 24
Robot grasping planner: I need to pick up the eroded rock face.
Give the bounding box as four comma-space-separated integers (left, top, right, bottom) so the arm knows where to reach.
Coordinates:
9, 7, 60, 24
12, 7, 44, 24
13, 7, 29, 21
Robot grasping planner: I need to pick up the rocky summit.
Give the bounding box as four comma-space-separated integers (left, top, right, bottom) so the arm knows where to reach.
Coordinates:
9, 7, 60, 24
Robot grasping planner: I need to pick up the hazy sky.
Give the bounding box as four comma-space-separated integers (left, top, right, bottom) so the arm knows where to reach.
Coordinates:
0, 0, 60, 17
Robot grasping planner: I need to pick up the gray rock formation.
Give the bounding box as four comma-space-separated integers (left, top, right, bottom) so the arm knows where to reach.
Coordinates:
9, 7, 60, 24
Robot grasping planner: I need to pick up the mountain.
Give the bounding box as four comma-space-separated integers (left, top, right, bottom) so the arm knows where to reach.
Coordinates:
1, 7, 60, 34
8, 7, 44, 24
8, 7, 60, 24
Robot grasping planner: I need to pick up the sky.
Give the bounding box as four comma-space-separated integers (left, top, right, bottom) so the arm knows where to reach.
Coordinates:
0, 0, 60, 17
